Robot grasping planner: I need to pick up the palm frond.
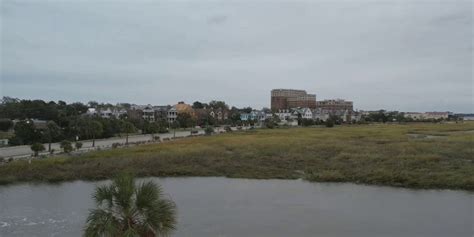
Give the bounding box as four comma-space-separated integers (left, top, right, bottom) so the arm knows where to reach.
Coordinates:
93, 184, 114, 208
84, 174, 176, 237
84, 209, 121, 237
135, 181, 160, 211
113, 173, 135, 211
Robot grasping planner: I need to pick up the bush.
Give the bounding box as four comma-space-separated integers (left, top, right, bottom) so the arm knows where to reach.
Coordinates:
265, 122, 275, 129
301, 119, 314, 127
60, 140, 73, 153
204, 126, 214, 135
0, 119, 13, 132
224, 126, 232, 132
30, 143, 45, 156
112, 143, 121, 149
75, 142, 83, 150
325, 119, 334, 128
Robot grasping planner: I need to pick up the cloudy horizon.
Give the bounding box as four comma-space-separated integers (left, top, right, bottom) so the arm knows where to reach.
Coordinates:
1, 0, 472, 113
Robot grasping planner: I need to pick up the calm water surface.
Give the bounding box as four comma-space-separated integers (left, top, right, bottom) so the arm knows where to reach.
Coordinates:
0, 177, 472, 237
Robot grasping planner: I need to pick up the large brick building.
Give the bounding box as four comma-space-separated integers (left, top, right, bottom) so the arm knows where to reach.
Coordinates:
271, 89, 316, 110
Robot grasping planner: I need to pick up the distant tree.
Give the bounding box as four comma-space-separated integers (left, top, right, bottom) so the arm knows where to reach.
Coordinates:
176, 113, 195, 128
84, 174, 176, 237
1, 96, 20, 104
142, 121, 159, 134
329, 115, 343, 125
197, 114, 216, 127
87, 101, 99, 108
11, 120, 41, 145
156, 118, 169, 133
60, 140, 73, 153
90, 121, 103, 147
118, 103, 131, 109
30, 143, 45, 157
265, 119, 276, 129
121, 121, 136, 145
65, 102, 88, 116
75, 141, 83, 150
209, 100, 228, 110
77, 119, 103, 147
241, 107, 253, 113
43, 121, 61, 152
229, 110, 242, 126
297, 113, 303, 126
0, 119, 13, 131
325, 119, 335, 128
301, 118, 314, 127
204, 126, 214, 135
192, 101, 205, 109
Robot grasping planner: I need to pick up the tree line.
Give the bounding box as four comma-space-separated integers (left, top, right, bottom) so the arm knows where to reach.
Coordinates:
0, 97, 254, 146
0, 97, 137, 146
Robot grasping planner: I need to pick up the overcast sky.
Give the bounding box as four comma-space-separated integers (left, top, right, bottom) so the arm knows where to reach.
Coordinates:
1, 0, 472, 112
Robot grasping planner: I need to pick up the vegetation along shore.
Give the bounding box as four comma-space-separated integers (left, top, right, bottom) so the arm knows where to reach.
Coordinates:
0, 122, 473, 190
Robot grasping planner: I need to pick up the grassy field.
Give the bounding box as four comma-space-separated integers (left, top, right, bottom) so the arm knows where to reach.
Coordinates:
1, 122, 473, 190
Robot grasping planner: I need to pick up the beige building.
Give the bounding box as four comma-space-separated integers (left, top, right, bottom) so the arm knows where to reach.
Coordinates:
316, 99, 353, 112
271, 89, 316, 110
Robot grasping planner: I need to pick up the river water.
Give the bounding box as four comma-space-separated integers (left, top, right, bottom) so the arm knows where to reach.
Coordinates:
0, 177, 472, 237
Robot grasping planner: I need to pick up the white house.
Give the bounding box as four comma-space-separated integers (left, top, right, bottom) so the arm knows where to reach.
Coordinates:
86, 108, 98, 116
405, 112, 450, 120
300, 108, 313, 119
142, 106, 155, 122
312, 109, 330, 122
112, 109, 127, 118
275, 109, 292, 121
404, 112, 424, 120
167, 106, 178, 123
423, 112, 450, 120
100, 108, 113, 118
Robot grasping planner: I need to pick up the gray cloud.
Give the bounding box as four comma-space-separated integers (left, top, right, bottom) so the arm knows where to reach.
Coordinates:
1, 0, 472, 112
207, 15, 228, 24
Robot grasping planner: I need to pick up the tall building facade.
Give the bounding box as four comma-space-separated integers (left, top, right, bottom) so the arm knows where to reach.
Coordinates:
315, 99, 353, 112
271, 89, 317, 110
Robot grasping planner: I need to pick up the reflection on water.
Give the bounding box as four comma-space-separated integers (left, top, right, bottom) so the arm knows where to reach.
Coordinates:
0, 177, 473, 237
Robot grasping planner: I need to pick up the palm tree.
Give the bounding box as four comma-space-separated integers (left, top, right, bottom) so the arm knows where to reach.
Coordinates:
121, 122, 136, 145
84, 174, 176, 237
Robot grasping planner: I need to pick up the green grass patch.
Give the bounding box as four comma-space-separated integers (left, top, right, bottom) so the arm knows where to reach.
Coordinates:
1, 122, 473, 190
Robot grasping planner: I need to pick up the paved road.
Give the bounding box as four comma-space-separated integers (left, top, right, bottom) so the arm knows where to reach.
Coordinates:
0, 129, 214, 159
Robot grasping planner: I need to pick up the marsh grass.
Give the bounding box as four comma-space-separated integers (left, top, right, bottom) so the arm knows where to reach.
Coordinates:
1, 122, 473, 190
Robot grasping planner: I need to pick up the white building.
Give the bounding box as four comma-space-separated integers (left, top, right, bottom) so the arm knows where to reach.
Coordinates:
312, 109, 330, 122
300, 108, 313, 119
423, 112, 450, 120
142, 106, 155, 122
100, 108, 113, 118
404, 112, 424, 120
405, 112, 450, 120
275, 109, 292, 121
167, 106, 178, 123
86, 108, 98, 116
112, 109, 127, 118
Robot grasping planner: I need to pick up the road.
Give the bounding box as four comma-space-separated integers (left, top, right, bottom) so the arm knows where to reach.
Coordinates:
0, 129, 214, 159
